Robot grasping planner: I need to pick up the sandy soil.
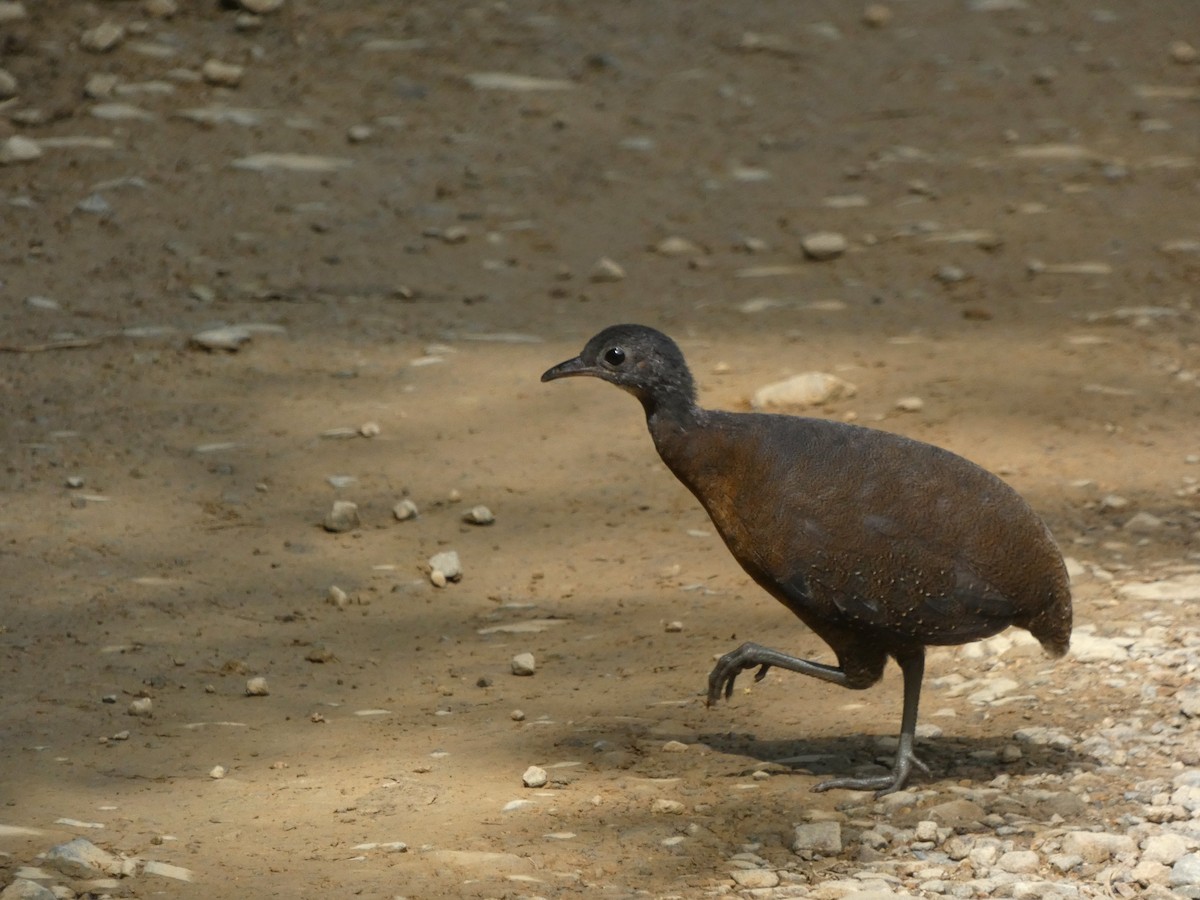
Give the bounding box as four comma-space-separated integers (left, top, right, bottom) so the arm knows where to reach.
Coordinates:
2, 1, 1200, 897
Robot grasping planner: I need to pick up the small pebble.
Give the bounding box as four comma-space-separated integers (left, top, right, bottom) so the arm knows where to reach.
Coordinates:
1170, 40, 1197, 64
462, 505, 494, 525
511, 652, 536, 676
522, 765, 548, 788
324, 500, 360, 533
209, 765, 226, 779
347, 124, 375, 143
393, 498, 419, 521
359, 421, 381, 437
81, 21, 126, 53
238, 0, 283, 12
245, 676, 269, 696
511, 709, 526, 721
65, 476, 85, 489
127, 697, 153, 717
201, 59, 244, 88
327, 585, 349, 608
664, 620, 683, 632
305, 644, 334, 663
0, 135, 42, 165
862, 4, 892, 27
430, 570, 448, 588
896, 396, 925, 412
428, 550, 462, 583
662, 740, 689, 752
651, 799, 684, 814
0, 67, 17, 99
590, 257, 626, 282
800, 231, 848, 261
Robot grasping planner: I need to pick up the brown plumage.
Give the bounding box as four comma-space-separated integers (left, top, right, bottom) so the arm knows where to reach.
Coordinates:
542, 324, 1072, 796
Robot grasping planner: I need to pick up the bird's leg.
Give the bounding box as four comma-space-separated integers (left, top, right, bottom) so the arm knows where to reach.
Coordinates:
707, 641, 858, 706
812, 647, 929, 798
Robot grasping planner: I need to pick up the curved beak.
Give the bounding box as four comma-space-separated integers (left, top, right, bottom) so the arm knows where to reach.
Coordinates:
541, 355, 594, 382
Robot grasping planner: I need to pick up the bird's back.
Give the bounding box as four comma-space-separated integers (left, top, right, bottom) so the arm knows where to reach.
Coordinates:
650, 410, 1071, 655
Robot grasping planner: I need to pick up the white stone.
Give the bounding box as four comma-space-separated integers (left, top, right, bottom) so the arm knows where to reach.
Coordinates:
511, 652, 536, 676
0, 135, 41, 165
466, 72, 575, 91
209, 765, 226, 779
751, 372, 857, 409
45, 838, 123, 877
522, 766, 547, 788
81, 21, 125, 53
245, 676, 269, 696
428, 550, 462, 581
792, 820, 842, 855
462, 505, 494, 525
589, 257, 626, 282
142, 860, 193, 882
239, 0, 283, 12
327, 586, 349, 608
1172, 853, 1200, 887
324, 500, 360, 533
1060, 830, 1135, 863
651, 799, 684, 814
0, 2, 27, 23
730, 869, 779, 888
0, 880, 57, 900
0, 68, 17, 99
1124, 511, 1164, 532
127, 697, 153, 717
191, 325, 252, 351
997, 850, 1040, 873
202, 59, 244, 87
1069, 632, 1128, 663
1142, 833, 1190, 866
231, 153, 353, 173
801, 231, 848, 261
896, 396, 924, 412
653, 236, 701, 257
393, 498, 418, 521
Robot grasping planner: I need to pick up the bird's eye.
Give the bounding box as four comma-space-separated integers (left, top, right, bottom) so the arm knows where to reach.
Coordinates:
603, 346, 626, 366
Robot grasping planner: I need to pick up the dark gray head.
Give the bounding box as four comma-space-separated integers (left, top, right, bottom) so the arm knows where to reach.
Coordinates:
541, 324, 697, 416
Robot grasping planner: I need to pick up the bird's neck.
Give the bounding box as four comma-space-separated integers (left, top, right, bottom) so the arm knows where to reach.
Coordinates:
642, 390, 703, 441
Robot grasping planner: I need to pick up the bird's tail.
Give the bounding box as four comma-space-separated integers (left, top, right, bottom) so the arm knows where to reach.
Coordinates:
1027, 585, 1072, 658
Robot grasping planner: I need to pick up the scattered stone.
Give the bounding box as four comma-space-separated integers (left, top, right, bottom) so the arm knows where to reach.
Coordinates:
0, 135, 42, 165
730, 869, 780, 888
651, 799, 684, 814
1069, 632, 1129, 663
522, 765, 548, 788
751, 372, 857, 409
245, 676, 269, 696
45, 838, 124, 878
0, 2, 27, 23
327, 585, 349, 608
661, 740, 689, 752
202, 59, 244, 88
664, 620, 683, 632
0, 68, 17, 99
347, 124, 375, 143
428, 550, 462, 584
511, 652, 536, 676
143, 0, 179, 18
896, 396, 924, 412
1143, 833, 1190, 866
511, 709, 525, 721
305, 644, 334, 663
191, 325, 253, 351
924, 798, 986, 829
792, 820, 842, 855
393, 498, 419, 521
1060, 830, 1136, 863
232, 153, 353, 173
863, 4, 892, 27
324, 500, 360, 533
209, 765, 226, 779
1170, 40, 1198, 64
81, 21, 126, 53
238, 0, 284, 12
128, 697, 153, 717
0, 880, 57, 900
1124, 511, 1164, 532
652, 236, 702, 257
430, 570, 447, 588
359, 421, 381, 437
800, 231, 848, 261
462, 505, 494, 525
142, 860, 193, 882
997, 849, 1040, 873
935, 264, 969, 284
590, 257, 626, 282
1173, 854, 1200, 887
466, 72, 575, 91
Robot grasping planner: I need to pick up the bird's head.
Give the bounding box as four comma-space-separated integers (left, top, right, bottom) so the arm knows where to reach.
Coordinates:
541, 323, 697, 414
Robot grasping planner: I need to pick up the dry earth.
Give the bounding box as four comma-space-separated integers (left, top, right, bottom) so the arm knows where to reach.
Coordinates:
2, 1, 1200, 898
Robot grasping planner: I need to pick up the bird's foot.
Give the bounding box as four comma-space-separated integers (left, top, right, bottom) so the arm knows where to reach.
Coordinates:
706, 642, 772, 706
812, 748, 931, 799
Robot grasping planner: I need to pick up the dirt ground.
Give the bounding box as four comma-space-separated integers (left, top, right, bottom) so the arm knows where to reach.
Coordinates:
2, 1, 1200, 897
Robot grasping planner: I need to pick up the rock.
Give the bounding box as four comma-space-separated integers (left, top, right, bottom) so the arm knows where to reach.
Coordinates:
393, 498, 419, 521
0, 2, 27, 23
358, 421, 381, 437
862, 4, 892, 27
1070, 632, 1129, 663
0, 880, 57, 900
0, 68, 17, 99
202, 59, 244, 87
0, 135, 42, 165
792, 820, 842, 855
428, 550, 462, 583
661, 740, 689, 752
1172, 853, 1200, 888
730, 869, 780, 888
143, 0, 179, 18
466, 72, 575, 91
209, 765, 226, 779
896, 396, 924, 412
997, 850, 1040, 873
1060, 830, 1136, 863
191, 325, 252, 351
84, 73, 119, 98
305, 644, 334, 663
245, 676, 269, 696
1143, 833, 1190, 866
651, 799, 684, 814
81, 21, 125, 53
128, 697, 153, 717
1170, 40, 1198, 64
45, 838, 124, 878
511, 652, 536, 676
653, 236, 702, 257
801, 231, 848, 260
462, 505, 494, 525
347, 124, 375, 143
430, 570, 447, 588
238, 0, 284, 12
589, 257, 626, 282
522, 765, 548, 787
1124, 511, 1164, 532
327, 585, 349, 608
142, 860, 193, 881
232, 153, 353, 173
324, 500, 360, 533
923, 798, 986, 829
751, 372, 857, 409
664, 620, 683, 632
1179, 687, 1200, 718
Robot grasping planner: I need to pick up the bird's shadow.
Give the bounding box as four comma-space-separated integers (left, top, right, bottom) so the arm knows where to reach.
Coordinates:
689, 730, 1090, 786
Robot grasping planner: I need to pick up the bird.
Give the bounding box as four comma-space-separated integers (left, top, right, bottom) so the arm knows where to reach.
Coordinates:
541, 323, 1072, 797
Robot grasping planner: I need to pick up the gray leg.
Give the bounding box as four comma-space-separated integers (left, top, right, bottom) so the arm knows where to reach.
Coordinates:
812, 647, 929, 797
706, 641, 861, 706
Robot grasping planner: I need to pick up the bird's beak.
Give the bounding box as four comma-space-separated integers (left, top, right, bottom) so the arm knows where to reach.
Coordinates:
541, 355, 593, 382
